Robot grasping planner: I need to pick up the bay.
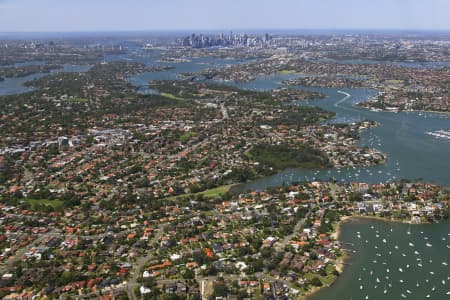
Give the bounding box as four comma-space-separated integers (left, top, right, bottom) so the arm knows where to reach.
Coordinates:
308, 218, 450, 300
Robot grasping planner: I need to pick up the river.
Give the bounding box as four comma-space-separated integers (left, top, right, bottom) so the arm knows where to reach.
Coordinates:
2, 52, 449, 186
225, 74, 450, 189
308, 218, 450, 300
1, 49, 449, 299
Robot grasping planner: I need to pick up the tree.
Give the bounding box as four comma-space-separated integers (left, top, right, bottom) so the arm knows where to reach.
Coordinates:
310, 277, 323, 287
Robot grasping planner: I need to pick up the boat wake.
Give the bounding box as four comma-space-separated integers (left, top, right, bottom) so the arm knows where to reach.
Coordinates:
335, 90, 351, 107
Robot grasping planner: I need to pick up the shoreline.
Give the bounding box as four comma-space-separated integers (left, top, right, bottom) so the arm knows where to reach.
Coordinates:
301, 216, 350, 300
301, 214, 433, 299
356, 104, 450, 116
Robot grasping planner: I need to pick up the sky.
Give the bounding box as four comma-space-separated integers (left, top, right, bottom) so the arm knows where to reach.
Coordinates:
0, 0, 449, 32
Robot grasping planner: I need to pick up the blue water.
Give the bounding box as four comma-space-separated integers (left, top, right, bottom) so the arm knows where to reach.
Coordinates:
0, 63, 91, 95
1, 52, 449, 188
225, 74, 450, 190
308, 219, 450, 300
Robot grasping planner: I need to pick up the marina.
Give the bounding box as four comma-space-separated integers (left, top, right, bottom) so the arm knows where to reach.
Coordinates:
308, 218, 450, 300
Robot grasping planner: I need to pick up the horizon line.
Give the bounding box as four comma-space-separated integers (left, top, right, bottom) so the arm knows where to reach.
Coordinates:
1, 28, 450, 34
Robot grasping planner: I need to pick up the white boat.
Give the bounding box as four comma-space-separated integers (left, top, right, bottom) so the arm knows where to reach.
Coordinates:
430, 271, 434, 275
414, 250, 419, 255
442, 262, 448, 266
406, 290, 411, 294
360, 285, 363, 290
399, 268, 403, 272
409, 242, 414, 247
401, 293, 407, 298
426, 243, 432, 247
376, 277, 380, 283
400, 279, 404, 283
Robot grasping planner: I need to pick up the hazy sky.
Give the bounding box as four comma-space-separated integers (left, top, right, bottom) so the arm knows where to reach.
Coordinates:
0, 0, 449, 32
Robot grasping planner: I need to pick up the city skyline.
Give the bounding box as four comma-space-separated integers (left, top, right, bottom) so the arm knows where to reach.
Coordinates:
0, 0, 450, 32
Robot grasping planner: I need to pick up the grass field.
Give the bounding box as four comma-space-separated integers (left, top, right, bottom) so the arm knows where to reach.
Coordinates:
22, 199, 64, 210
304, 264, 338, 286
168, 184, 233, 201
277, 69, 301, 75
198, 185, 232, 197
160, 92, 185, 101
